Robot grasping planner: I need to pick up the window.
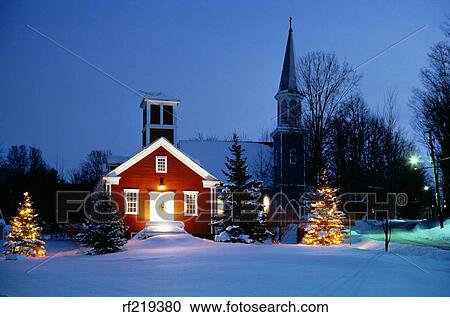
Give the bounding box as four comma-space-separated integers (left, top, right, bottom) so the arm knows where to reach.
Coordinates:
184, 191, 198, 216
289, 100, 299, 127
289, 148, 297, 165
124, 189, 139, 214
156, 156, 167, 173
150, 128, 174, 144
163, 105, 173, 125
280, 100, 288, 125
150, 104, 160, 124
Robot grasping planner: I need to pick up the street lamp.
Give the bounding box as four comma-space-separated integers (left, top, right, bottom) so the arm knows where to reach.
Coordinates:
424, 185, 430, 191
408, 149, 446, 227
409, 155, 420, 167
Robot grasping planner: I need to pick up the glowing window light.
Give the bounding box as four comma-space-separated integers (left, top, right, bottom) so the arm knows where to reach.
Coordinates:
263, 195, 270, 213
217, 199, 224, 215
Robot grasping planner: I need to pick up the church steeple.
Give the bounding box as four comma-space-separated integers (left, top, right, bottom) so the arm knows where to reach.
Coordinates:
278, 17, 299, 93
271, 17, 305, 219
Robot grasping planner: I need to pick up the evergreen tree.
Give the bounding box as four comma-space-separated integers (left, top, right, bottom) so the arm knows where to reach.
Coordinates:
302, 171, 345, 245
3, 192, 46, 257
77, 188, 127, 254
250, 207, 274, 243
214, 134, 272, 243
222, 134, 252, 191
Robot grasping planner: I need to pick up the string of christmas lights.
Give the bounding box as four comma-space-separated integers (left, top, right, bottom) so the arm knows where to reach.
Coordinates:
302, 173, 346, 245
3, 192, 46, 257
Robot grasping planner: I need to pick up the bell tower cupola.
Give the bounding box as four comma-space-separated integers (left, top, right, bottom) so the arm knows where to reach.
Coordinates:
139, 91, 180, 147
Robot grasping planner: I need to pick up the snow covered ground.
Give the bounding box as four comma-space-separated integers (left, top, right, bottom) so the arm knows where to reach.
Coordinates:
354, 219, 450, 250
1, 232, 450, 296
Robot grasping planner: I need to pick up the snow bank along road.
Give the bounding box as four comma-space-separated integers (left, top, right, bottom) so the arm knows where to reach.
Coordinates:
0, 235, 449, 296
355, 219, 450, 250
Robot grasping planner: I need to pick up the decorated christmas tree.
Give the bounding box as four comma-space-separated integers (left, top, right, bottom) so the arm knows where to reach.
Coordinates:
302, 172, 345, 245
3, 192, 46, 257
77, 187, 127, 254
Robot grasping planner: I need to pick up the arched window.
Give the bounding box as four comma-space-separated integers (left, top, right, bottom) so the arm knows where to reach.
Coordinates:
280, 100, 288, 125
289, 100, 298, 127
289, 148, 297, 165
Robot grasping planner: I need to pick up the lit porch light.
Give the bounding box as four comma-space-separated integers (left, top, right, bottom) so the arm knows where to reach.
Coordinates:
158, 177, 165, 191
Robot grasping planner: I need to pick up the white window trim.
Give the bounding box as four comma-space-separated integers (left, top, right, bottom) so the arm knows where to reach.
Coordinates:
124, 188, 139, 214
183, 191, 199, 216
155, 156, 167, 173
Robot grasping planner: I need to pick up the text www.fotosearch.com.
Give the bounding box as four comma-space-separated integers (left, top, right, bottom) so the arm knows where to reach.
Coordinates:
122, 300, 329, 313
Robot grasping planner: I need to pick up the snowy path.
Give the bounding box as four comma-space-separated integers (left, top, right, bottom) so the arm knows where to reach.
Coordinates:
1, 235, 449, 296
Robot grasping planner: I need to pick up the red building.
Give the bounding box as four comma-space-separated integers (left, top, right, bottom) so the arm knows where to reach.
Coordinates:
104, 93, 219, 238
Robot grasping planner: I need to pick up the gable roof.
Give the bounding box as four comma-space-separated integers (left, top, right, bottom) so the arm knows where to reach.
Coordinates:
106, 137, 219, 181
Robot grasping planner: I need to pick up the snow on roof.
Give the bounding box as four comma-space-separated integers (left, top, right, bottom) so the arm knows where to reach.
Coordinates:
139, 90, 180, 102
178, 140, 273, 184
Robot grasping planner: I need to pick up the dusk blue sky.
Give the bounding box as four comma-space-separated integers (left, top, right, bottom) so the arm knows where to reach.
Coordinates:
0, 0, 448, 177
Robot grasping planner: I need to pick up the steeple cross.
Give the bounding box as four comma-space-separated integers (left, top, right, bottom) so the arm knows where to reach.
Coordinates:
289, 17, 292, 30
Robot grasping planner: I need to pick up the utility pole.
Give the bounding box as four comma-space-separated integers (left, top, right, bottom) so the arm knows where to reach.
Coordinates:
429, 130, 444, 229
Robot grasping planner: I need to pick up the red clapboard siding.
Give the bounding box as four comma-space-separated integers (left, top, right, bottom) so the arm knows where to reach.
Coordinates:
111, 146, 212, 236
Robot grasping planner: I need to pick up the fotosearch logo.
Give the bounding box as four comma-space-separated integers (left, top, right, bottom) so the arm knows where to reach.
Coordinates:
55, 190, 408, 224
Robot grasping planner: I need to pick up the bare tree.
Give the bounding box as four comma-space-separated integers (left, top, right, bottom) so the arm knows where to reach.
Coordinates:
3, 145, 48, 177
441, 14, 450, 39
381, 215, 392, 252
70, 150, 110, 188
0, 145, 62, 225
330, 95, 369, 192
382, 89, 406, 192
189, 132, 219, 141
258, 128, 272, 143
297, 52, 361, 186
411, 25, 450, 227
224, 131, 248, 142
28, 147, 48, 176
4, 145, 29, 177
328, 89, 427, 219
